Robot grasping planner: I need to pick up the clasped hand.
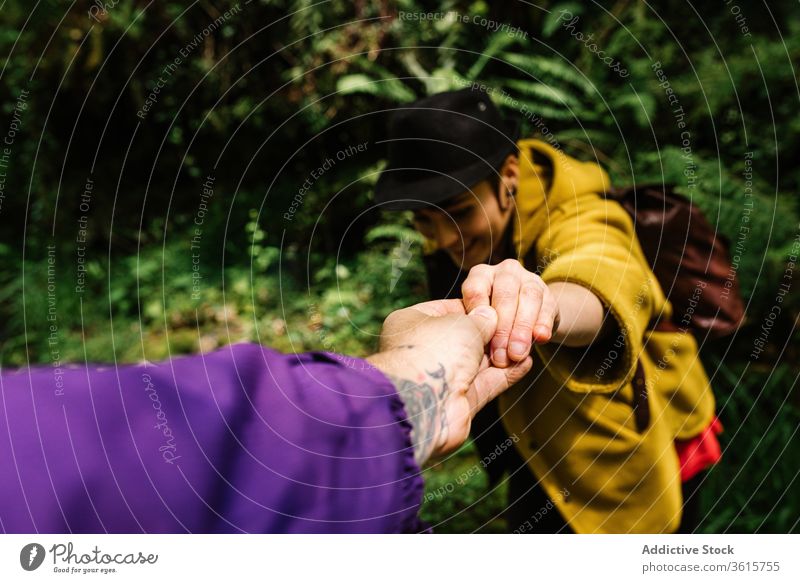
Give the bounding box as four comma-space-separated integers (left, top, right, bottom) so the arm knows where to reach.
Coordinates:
369, 260, 558, 463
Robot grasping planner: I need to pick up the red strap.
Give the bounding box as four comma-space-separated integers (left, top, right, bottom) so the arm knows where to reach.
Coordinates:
675, 416, 723, 482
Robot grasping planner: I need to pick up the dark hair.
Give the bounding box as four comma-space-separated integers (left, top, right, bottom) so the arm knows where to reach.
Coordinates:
436, 149, 518, 208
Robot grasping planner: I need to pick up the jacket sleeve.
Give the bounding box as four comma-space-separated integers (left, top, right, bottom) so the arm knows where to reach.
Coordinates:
531, 193, 661, 394
0, 344, 425, 533
227, 347, 427, 533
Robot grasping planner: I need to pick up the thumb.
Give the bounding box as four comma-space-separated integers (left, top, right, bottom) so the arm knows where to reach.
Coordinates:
467, 305, 498, 345
469, 356, 533, 412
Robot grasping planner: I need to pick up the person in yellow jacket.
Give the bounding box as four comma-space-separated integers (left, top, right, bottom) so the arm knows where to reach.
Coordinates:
374, 88, 720, 533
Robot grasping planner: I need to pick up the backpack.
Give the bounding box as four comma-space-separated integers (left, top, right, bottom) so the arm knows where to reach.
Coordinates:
605, 184, 745, 338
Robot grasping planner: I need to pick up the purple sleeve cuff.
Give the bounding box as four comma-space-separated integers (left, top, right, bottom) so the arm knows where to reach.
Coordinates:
0, 344, 427, 533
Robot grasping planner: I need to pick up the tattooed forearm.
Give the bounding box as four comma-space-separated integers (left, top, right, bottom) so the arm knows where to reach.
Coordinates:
387, 362, 449, 467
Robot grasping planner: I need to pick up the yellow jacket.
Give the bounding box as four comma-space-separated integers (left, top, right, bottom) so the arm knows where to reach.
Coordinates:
496, 139, 716, 533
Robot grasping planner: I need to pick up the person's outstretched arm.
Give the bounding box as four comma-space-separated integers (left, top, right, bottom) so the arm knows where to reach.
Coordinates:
0, 300, 529, 534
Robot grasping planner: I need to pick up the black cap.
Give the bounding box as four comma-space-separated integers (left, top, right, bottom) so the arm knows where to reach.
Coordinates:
374, 88, 519, 210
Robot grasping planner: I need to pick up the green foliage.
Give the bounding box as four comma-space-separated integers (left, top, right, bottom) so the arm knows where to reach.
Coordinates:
420, 441, 508, 533
0, 0, 797, 533
700, 359, 800, 533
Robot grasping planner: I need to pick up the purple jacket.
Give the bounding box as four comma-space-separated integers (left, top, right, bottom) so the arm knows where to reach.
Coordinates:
0, 344, 425, 533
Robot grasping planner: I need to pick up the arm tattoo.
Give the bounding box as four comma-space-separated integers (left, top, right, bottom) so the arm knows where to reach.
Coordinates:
387, 362, 449, 467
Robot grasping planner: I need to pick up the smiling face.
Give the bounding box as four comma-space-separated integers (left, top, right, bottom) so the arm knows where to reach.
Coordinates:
412, 155, 519, 269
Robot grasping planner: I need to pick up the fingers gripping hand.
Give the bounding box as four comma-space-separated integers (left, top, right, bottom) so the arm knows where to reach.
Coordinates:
433, 305, 532, 457
371, 300, 533, 462
462, 259, 560, 367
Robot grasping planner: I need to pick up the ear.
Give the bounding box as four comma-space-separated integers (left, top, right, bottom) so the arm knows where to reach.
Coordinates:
498, 154, 520, 211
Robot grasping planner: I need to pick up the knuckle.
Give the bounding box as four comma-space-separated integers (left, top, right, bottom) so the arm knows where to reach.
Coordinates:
540, 296, 558, 314
493, 325, 512, 339
468, 264, 491, 277
383, 310, 401, 326
520, 282, 543, 300
511, 322, 534, 340
500, 258, 521, 270
493, 287, 518, 302
461, 281, 483, 300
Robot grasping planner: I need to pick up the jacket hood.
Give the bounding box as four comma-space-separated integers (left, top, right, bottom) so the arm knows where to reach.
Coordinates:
512, 138, 611, 261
